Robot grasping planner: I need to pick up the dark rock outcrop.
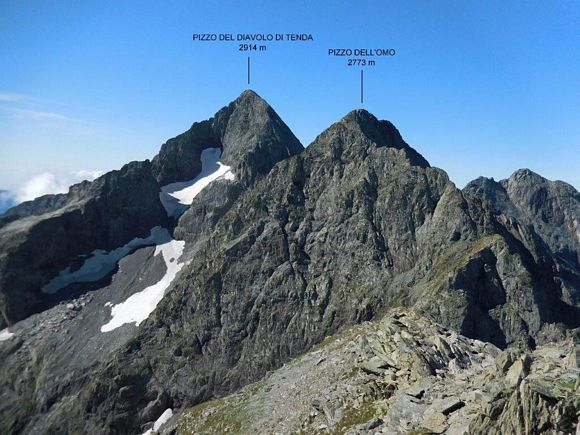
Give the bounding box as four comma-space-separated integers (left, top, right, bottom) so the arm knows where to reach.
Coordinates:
171, 90, 303, 243
0, 90, 302, 328
0, 161, 169, 326
0, 190, 71, 229
68, 109, 579, 434
460, 170, 580, 342
464, 169, 579, 267
151, 90, 303, 187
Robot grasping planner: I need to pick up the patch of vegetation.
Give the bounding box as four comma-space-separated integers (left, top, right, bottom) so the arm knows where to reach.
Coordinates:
331, 399, 377, 434
555, 376, 579, 394
179, 398, 246, 435
406, 429, 433, 435
179, 374, 273, 434
426, 235, 503, 293
19, 396, 34, 413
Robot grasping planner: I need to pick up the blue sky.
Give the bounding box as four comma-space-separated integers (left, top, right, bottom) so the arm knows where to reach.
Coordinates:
1, 0, 579, 203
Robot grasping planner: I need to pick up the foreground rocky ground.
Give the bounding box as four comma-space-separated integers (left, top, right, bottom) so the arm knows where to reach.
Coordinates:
178, 309, 579, 435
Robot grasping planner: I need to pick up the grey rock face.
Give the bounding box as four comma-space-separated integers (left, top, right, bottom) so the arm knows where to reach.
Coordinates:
464, 169, 580, 267
173, 90, 304, 243
70, 109, 579, 434
152, 90, 303, 187
71, 110, 480, 433
0, 244, 166, 435
0, 90, 302, 328
0, 160, 169, 326
461, 170, 580, 342
0, 91, 304, 434
177, 309, 579, 434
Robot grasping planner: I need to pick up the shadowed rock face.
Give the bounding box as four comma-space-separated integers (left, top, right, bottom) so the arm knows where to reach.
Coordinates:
462, 170, 580, 333
0, 161, 170, 327
464, 169, 580, 267
64, 109, 578, 434
171, 90, 304, 243
0, 91, 302, 328
0, 94, 578, 434
151, 90, 303, 187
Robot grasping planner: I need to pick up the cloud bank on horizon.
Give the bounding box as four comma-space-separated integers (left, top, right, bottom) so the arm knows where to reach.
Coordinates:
0, 170, 104, 213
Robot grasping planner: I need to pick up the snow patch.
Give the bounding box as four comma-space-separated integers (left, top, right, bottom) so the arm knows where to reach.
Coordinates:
101, 232, 185, 332
159, 147, 235, 217
0, 328, 14, 342
42, 227, 170, 294
142, 408, 173, 435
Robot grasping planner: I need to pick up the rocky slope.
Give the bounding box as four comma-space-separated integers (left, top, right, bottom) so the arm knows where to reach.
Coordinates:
0, 90, 302, 328
0, 92, 578, 434
178, 309, 579, 435
0, 161, 169, 327
0, 91, 303, 434
69, 109, 578, 433
464, 169, 579, 265
464, 170, 580, 310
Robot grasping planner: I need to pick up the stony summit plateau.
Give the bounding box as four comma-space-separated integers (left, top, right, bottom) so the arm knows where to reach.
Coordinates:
0, 91, 578, 434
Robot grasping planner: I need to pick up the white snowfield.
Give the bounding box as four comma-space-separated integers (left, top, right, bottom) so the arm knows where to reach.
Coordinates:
101, 230, 185, 332
41, 227, 170, 295
142, 408, 173, 435
40, 147, 233, 334
0, 328, 14, 342
159, 147, 235, 217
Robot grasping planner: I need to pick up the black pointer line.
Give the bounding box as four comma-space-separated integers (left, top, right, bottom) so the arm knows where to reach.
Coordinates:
360, 69, 364, 104
248, 56, 251, 85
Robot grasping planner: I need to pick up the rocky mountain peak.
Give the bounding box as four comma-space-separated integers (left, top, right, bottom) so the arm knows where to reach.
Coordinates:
216, 90, 303, 181
312, 108, 430, 168
465, 166, 580, 268
152, 90, 302, 186
232, 89, 268, 108
508, 168, 543, 182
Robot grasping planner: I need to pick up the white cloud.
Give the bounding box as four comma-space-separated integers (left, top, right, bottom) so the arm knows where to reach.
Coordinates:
0, 190, 16, 213
12, 109, 69, 121
0, 93, 26, 102
74, 170, 105, 180
16, 173, 69, 202
0, 92, 71, 122
15, 170, 104, 203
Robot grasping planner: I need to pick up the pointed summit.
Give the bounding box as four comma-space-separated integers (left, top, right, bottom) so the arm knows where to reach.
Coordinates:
313, 109, 430, 168
339, 109, 406, 148
215, 90, 303, 181
234, 89, 265, 103
465, 168, 580, 265
152, 90, 303, 186
211, 89, 271, 133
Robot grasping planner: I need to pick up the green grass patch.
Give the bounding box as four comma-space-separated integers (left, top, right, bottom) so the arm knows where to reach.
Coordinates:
330, 399, 377, 434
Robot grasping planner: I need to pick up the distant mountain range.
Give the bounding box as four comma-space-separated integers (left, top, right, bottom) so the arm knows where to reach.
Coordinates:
0, 91, 578, 434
